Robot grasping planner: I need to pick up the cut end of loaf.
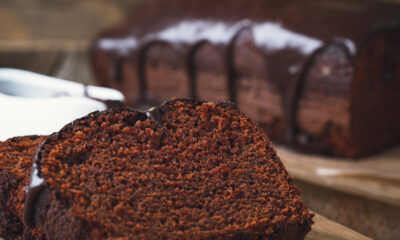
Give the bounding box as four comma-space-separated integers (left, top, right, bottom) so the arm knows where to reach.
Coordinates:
32, 98, 313, 239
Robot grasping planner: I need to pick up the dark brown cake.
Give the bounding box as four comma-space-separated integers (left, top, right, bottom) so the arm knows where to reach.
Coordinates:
90, 0, 400, 158
0, 136, 45, 240
24, 98, 313, 239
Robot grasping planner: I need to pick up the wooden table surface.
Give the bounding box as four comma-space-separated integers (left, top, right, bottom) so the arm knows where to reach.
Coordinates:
0, 0, 132, 42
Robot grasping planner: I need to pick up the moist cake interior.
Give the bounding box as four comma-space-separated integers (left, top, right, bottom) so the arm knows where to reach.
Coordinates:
35, 99, 313, 239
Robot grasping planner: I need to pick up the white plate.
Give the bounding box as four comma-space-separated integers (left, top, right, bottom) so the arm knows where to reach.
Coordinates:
0, 68, 124, 141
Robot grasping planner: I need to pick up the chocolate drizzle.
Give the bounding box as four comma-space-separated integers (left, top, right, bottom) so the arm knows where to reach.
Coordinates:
113, 57, 125, 83
83, 86, 124, 109
23, 140, 47, 228
358, 20, 400, 83
145, 105, 163, 124
286, 41, 353, 143
227, 26, 252, 103
382, 21, 400, 83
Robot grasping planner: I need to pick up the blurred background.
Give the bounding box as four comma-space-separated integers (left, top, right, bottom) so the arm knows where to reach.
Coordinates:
0, 1, 399, 240
0, 0, 132, 84
0, 0, 131, 41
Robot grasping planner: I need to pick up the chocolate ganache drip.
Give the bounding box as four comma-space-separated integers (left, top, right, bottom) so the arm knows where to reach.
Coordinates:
23, 139, 48, 228
286, 41, 353, 144
84, 85, 124, 109
145, 104, 164, 124
382, 21, 400, 83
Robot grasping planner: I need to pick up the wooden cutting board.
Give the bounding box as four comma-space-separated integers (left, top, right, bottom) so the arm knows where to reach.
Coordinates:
306, 213, 371, 240
277, 145, 400, 239
0, 212, 370, 240
277, 145, 400, 207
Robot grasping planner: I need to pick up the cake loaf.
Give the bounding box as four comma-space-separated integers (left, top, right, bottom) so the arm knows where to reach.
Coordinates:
0, 136, 45, 240
90, 0, 400, 158
23, 98, 313, 239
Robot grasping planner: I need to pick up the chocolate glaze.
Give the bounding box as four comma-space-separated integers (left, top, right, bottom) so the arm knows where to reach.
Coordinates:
23, 139, 48, 228
227, 26, 253, 103
382, 21, 400, 83
287, 41, 353, 143
145, 104, 164, 124
113, 57, 125, 83
83, 85, 124, 109
91, 0, 400, 153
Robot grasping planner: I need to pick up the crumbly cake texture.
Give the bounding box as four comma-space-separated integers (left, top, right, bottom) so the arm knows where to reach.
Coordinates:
30, 98, 313, 239
0, 136, 45, 240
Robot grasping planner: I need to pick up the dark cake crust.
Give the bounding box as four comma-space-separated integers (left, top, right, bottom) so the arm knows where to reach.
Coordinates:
25, 98, 313, 239
0, 136, 45, 240
90, 0, 400, 158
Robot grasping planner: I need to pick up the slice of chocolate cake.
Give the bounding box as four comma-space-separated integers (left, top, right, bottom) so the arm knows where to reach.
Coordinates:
24, 98, 313, 239
0, 136, 45, 240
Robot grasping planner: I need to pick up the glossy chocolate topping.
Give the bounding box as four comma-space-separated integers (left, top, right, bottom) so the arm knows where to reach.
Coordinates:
23, 139, 48, 228
92, 0, 400, 146
83, 85, 124, 109
145, 105, 163, 124
382, 21, 400, 83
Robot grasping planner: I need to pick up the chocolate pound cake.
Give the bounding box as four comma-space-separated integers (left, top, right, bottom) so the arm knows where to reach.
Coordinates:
24, 98, 313, 239
90, 0, 400, 158
0, 136, 45, 240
